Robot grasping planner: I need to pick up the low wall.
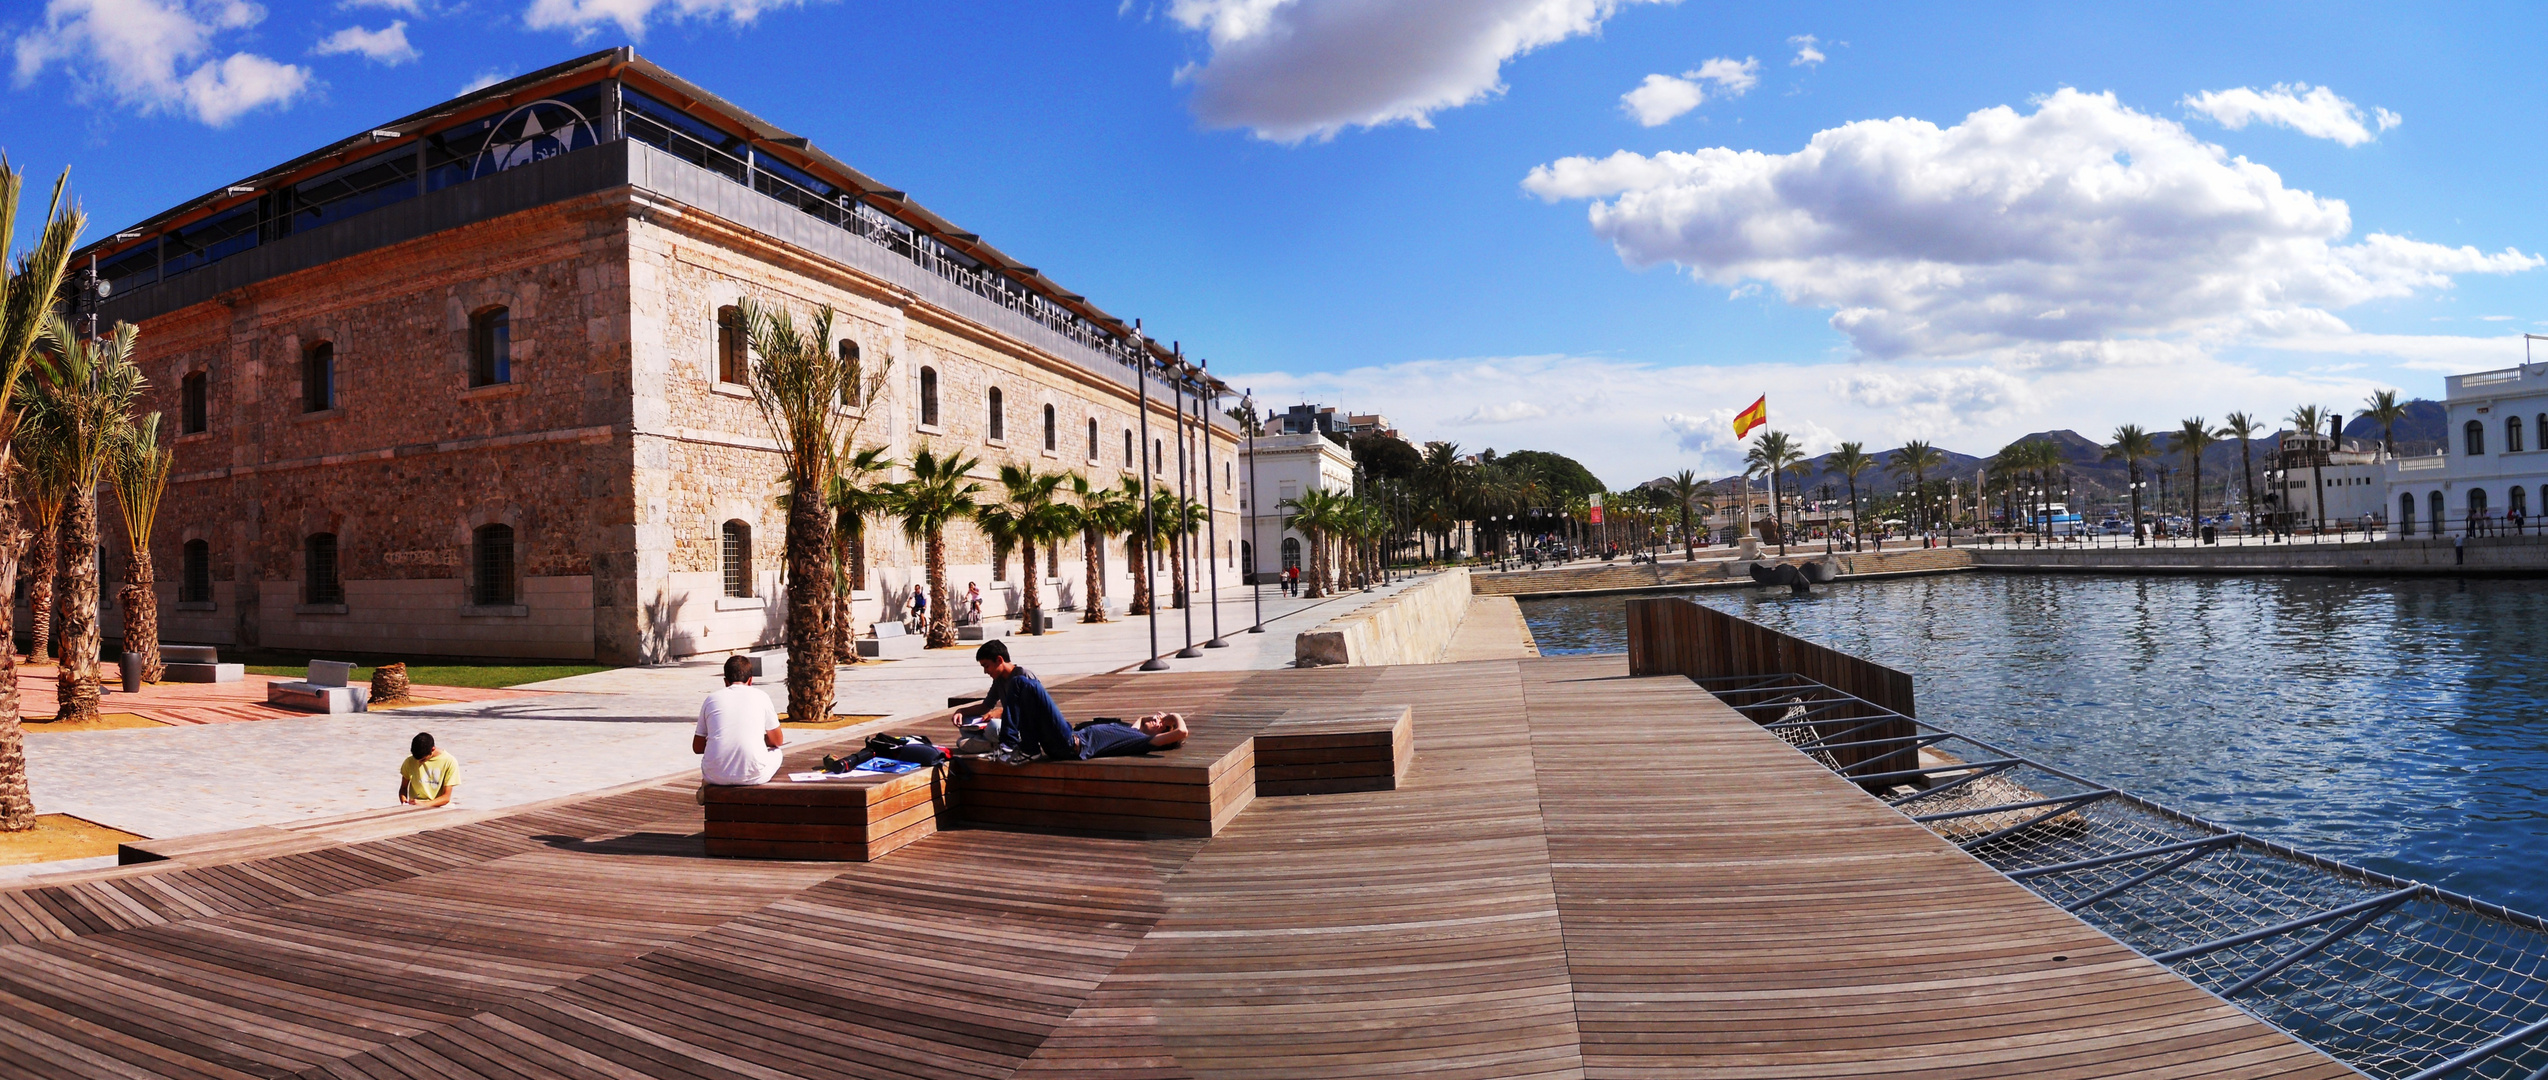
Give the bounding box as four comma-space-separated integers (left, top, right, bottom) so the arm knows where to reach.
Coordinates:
1296, 568, 1474, 667
1471, 547, 1974, 597
1970, 535, 2548, 575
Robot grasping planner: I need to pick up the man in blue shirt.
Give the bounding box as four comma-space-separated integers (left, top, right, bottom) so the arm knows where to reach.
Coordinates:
968, 641, 1187, 760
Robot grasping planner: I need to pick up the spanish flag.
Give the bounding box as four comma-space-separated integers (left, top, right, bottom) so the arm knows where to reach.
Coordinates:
1733, 396, 1768, 439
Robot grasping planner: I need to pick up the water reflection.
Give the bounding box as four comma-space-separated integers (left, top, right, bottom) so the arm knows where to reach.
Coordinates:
1520, 576, 2548, 914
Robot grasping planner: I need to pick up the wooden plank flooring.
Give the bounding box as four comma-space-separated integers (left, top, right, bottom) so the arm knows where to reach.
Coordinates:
0, 656, 2353, 1079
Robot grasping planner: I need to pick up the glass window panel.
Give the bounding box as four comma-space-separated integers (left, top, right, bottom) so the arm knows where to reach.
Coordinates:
161, 206, 259, 278
283, 152, 418, 234
97, 240, 158, 290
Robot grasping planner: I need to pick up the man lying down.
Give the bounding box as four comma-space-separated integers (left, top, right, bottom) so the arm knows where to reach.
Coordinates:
958, 640, 1191, 761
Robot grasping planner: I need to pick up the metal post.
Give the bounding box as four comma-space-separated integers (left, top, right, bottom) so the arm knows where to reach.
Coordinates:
1201, 368, 1228, 648
1173, 350, 1202, 659
1135, 326, 1166, 671
1245, 390, 1265, 633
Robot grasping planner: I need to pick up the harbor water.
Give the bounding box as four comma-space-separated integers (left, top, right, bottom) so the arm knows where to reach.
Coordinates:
1520, 574, 2548, 915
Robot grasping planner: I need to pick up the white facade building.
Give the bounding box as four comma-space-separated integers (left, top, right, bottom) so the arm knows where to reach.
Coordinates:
2386, 363, 2548, 537
2268, 432, 2392, 529
1239, 431, 1358, 582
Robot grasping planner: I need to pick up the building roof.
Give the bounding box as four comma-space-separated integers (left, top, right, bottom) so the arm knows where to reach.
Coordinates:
77, 48, 1230, 393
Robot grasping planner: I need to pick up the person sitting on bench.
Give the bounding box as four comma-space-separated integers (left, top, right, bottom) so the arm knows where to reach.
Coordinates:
968, 641, 1188, 760
695, 655, 784, 787
399, 732, 460, 808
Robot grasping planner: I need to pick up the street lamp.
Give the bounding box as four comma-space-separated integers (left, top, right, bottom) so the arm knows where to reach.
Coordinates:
1199, 364, 1228, 649
1134, 325, 1167, 672
1243, 390, 1264, 634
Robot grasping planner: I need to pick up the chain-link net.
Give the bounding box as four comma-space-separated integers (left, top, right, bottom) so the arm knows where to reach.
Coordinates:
1704, 674, 2548, 1080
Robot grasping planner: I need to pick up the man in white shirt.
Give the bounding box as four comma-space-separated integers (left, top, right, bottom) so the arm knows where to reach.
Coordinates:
694, 655, 784, 787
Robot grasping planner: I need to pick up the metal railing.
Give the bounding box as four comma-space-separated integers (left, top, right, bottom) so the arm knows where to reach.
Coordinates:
1702, 670, 2548, 1080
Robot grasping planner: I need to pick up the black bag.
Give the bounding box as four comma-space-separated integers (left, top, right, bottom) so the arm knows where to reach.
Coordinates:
865, 733, 945, 765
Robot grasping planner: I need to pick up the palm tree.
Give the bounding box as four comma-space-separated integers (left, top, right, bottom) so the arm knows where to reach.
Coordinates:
2176, 418, 2219, 531
1070, 473, 1134, 623
2106, 425, 2159, 542
1888, 440, 1946, 537
0, 161, 80, 832
29, 312, 143, 725
111, 413, 172, 683
1827, 442, 1877, 548
889, 446, 983, 648
1119, 476, 1158, 616
1283, 487, 1342, 598
2362, 389, 2409, 458
738, 297, 857, 722
1662, 470, 1709, 560
2289, 404, 2332, 530
974, 463, 1065, 633
15, 422, 65, 663
1745, 431, 1806, 554
826, 445, 894, 644
2221, 412, 2263, 529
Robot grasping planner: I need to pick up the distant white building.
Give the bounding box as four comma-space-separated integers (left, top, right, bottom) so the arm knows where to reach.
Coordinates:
2386, 362, 2548, 536
1240, 431, 1358, 582
2267, 431, 2391, 530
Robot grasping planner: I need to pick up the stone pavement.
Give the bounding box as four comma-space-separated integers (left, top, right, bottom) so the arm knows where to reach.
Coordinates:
9, 575, 1434, 877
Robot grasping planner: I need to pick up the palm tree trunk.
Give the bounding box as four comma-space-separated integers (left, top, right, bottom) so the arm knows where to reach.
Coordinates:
784, 478, 834, 721
1127, 531, 1150, 616
121, 569, 161, 684
2238, 441, 2256, 526
1169, 528, 1187, 609
57, 488, 100, 724
1020, 537, 1042, 632
1081, 528, 1106, 624
25, 526, 52, 663
925, 529, 956, 648
0, 470, 32, 831
1304, 533, 1326, 599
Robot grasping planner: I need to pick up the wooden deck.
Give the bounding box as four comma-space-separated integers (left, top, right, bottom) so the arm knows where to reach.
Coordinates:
0, 655, 2351, 1078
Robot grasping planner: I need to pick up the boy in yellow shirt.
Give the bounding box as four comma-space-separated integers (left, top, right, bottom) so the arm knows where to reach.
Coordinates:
399, 732, 460, 808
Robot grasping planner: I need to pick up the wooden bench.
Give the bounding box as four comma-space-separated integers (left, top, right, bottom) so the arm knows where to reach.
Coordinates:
700, 764, 947, 861
950, 730, 1258, 838
1256, 705, 1413, 796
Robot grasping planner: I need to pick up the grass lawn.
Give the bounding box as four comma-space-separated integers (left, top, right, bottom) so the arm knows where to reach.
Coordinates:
229, 653, 615, 689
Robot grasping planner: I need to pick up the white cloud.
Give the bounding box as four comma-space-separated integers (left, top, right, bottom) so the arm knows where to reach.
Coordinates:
14, 0, 311, 126
1523, 88, 2537, 365
524, 0, 802, 39
2481, 315, 2514, 321
340, 0, 420, 11
1621, 74, 1704, 127
313, 20, 417, 64
1620, 56, 1755, 127
1460, 400, 1550, 423
1169, 0, 1672, 143
1788, 33, 1823, 67
2183, 82, 2396, 146
458, 67, 513, 94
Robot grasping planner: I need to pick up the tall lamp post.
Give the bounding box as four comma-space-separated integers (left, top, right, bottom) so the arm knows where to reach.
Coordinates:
1134, 326, 1167, 672
1243, 390, 1265, 633
1200, 365, 1228, 649
1173, 349, 1202, 659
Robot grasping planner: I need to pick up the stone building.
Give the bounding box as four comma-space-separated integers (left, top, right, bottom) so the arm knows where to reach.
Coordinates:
80, 48, 1242, 664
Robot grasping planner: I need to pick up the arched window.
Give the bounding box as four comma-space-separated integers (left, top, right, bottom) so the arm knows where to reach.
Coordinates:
2513, 486, 2530, 519
1154, 439, 1164, 474
473, 524, 516, 606
302, 342, 334, 413
470, 307, 511, 386
304, 533, 342, 605
180, 371, 208, 434
838, 340, 861, 406
2431, 491, 2446, 536
2512, 416, 2528, 454
1123, 429, 1133, 466
721, 521, 753, 598
919, 367, 939, 427
1043, 403, 1057, 451
987, 387, 1005, 441
1226, 461, 1233, 490
180, 539, 211, 603
2466, 419, 2487, 456
716, 305, 747, 385
1281, 537, 1301, 571
1241, 540, 1254, 575
2399, 494, 2416, 536
1087, 417, 1099, 460
2469, 488, 2490, 525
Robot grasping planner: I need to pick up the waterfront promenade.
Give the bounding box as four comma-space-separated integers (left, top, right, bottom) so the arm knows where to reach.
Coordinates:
0, 654, 2346, 1078
8, 578, 1428, 879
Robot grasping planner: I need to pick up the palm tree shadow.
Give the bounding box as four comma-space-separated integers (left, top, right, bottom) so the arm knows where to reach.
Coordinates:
532, 831, 705, 857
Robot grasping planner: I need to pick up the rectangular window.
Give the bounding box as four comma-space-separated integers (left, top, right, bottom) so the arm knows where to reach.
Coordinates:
180, 371, 208, 434
305, 534, 343, 605
471, 308, 511, 386
302, 343, 335, 413
717, 306, 747, 384
180, 541, 211, 604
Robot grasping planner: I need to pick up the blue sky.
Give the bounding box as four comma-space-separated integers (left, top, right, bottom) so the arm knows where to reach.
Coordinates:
7, 0, 2544, 486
